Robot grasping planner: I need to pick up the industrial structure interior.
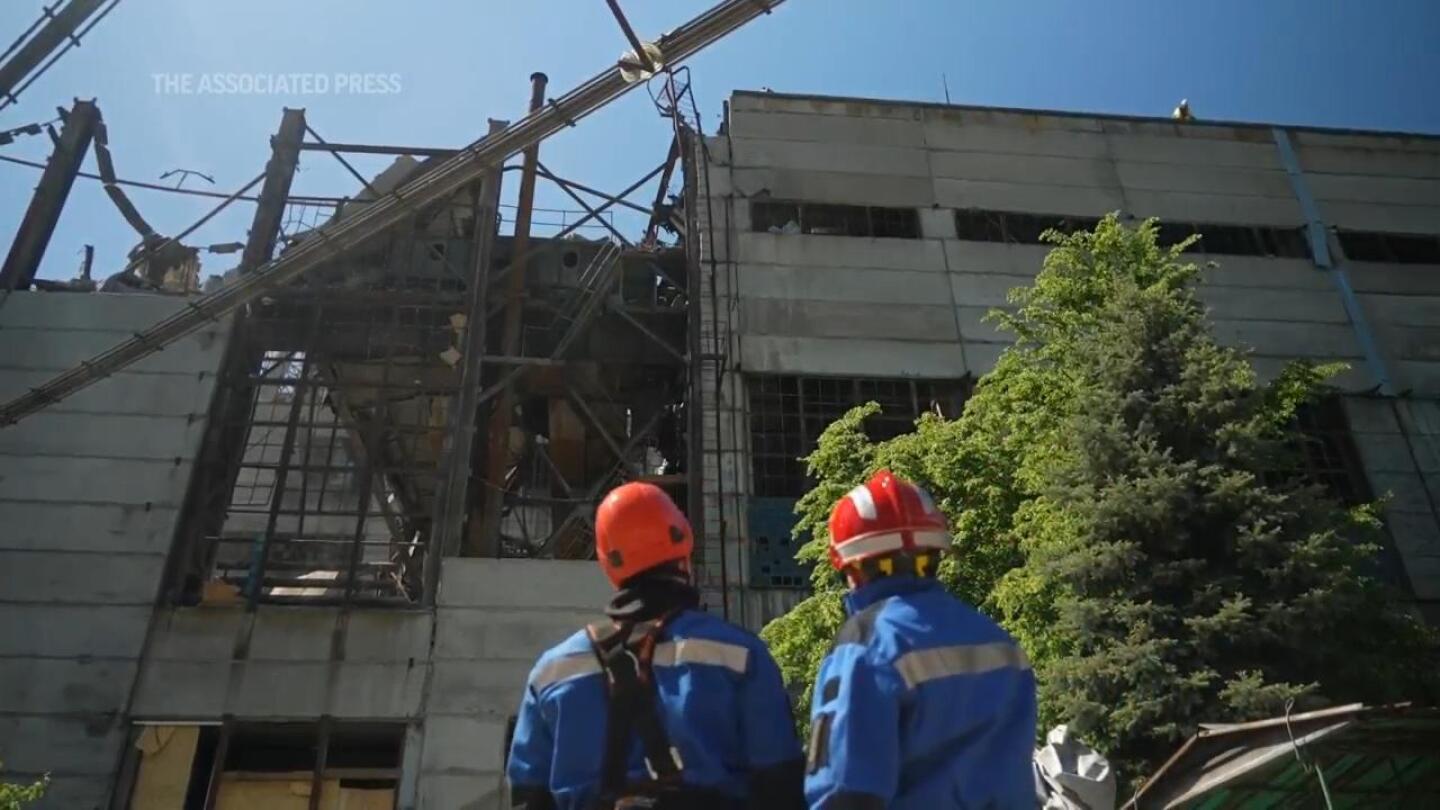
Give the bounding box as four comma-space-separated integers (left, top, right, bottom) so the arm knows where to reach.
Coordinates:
4, 0, 1440, 808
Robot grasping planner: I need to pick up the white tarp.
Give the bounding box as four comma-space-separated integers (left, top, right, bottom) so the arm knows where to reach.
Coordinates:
1034, 725, 1117, 810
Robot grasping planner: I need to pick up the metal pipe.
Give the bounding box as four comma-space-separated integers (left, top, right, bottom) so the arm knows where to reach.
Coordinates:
0, 0, 788, 429
473, 73, 547, 558
297, 141, 458, 158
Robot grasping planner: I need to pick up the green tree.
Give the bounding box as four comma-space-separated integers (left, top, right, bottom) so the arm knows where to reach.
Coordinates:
760, 215, 1438, 781
0, 763, 47, 810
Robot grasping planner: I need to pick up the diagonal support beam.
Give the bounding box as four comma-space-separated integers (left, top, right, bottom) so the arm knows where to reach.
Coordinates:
643, 135, 682, 246
241, 109, 306, 272
537, 161, 633, 247
564, 382, 626, 462
606, 298, 687, 363
540, 409, 665, 556
534, 166, 653, 216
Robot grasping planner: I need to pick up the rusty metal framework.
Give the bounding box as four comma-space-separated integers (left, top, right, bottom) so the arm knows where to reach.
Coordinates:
0, 0, 787, 429
164, 109, 699, 606
1, 0, 784, 609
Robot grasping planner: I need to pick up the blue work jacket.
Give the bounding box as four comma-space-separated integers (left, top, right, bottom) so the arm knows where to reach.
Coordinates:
805, 576, 1037, 810
507, 609, 804, 809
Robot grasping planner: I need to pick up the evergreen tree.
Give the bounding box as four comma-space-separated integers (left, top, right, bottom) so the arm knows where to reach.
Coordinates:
761, 215, 1438, 781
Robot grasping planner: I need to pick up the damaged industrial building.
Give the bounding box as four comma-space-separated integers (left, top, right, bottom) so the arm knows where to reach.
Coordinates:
3, 0, 1440, 808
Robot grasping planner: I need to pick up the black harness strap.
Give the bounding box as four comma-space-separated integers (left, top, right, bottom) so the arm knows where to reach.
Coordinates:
587, 614, 685, 806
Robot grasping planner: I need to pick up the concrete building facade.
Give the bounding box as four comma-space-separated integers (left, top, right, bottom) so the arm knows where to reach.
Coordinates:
693, 90, 1440, 628
2, 89, 1438, 809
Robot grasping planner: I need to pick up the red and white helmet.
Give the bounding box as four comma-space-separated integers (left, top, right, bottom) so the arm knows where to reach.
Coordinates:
827, 469, 951, 571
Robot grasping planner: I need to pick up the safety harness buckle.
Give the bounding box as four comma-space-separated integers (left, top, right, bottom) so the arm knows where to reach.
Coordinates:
643, 746, 685, 780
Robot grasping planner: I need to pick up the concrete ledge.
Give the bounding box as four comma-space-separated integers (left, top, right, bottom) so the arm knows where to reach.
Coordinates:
427, 660, 531, 719
249, 608, 342, 661
145, 608, 246, 661
1323, 201, 1440, 235
130, 659, 230, 717
741, 298, 959, 342
230, 661, 328, 716
434, 611, 589, 663
332, 661, 427, 718
438, 559, 609, 610
346, 611, 434, 662
740, 335, 968, 378
934, 178, 1123, 215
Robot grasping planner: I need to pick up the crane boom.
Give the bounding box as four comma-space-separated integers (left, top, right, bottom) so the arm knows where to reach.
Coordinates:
0, 0, 786, 428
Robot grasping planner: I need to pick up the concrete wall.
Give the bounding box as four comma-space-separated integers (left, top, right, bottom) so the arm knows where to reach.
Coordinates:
124, 558, 608, 810
0, 292, 229, 809
1344, 398, 1440, 616
699, 91, 1440, 626
416, 559, 609, 810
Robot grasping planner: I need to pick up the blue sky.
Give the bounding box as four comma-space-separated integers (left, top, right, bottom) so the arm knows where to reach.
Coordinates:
2, 0, 1438, 281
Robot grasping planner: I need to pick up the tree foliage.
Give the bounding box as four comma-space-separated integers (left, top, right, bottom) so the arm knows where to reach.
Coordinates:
760, 215, 1438, 781
0, 763, 46, 810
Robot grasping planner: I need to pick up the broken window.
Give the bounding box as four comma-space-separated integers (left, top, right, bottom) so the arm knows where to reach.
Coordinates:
802, 203, 871, 236
746, 375, 967, 588
870, 206, 922, 239
751, 201, 921, 239
1264, 396, 1408, 589
1288, 396, 1374, 508
747, 374, 968, 499
953, 208, 1312, 259
1339, 229, 1440, 264
751, 201, 801, 234
171, 229, 470, 607
123, 722, 405, 810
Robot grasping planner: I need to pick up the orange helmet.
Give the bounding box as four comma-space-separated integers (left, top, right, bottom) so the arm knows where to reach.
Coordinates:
595, 482, 694, 587
828, 469, 951, 572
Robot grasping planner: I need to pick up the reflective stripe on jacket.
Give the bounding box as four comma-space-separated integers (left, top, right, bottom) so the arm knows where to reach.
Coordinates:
805, 576, 1037, 810
507, 609, 804, 810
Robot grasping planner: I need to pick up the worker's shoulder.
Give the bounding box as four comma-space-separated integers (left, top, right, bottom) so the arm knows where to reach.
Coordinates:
669, 609, 778, 663
846, 588, 1012, 651
528, 627, 592, 671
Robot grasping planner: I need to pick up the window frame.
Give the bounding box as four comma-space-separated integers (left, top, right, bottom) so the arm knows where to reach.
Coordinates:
751, 200, 921, 240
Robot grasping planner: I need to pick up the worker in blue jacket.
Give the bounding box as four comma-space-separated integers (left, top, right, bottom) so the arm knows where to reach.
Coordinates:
805, 470, 1037, 810
507, 481, 805, 810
